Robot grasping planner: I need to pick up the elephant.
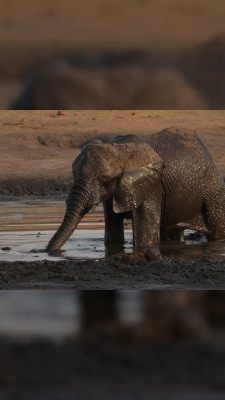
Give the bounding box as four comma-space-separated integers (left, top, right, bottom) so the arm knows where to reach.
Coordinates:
46, 128, 225, 260
11, 58, 206, 110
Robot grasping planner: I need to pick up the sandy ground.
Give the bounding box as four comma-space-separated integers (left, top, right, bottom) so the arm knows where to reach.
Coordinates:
1, 110, 225, 195
0, 336, 225, 399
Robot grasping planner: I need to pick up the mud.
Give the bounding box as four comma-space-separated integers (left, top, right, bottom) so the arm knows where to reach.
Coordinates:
0, 336, 225, 399
0, 256, 225, 289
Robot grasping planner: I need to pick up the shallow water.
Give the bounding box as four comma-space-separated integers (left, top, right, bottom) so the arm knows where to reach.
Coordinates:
0, 198, 225, 262
0, 228, 134, 262
0, 198, 107, 261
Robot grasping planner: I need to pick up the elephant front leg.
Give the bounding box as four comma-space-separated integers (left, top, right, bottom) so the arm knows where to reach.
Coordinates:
132, 197, 162, 260
103, 198, 125, 256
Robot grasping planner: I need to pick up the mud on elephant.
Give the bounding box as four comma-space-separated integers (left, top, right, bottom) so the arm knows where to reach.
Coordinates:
46, 129, 225, 260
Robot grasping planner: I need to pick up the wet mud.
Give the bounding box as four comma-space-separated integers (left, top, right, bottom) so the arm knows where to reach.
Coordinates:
1, 255, 225, 289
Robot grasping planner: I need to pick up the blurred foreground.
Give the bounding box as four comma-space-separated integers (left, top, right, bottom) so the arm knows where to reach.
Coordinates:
0, 291, 225, 399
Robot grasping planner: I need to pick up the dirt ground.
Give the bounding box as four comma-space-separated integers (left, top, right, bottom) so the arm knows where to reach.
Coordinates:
0, 335, 225, 399
1, 256, 225, 289
1, 110, 225, 195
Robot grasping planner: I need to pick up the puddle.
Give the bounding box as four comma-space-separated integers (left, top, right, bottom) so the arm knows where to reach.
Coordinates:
0, 199, 225, 262
161, 241, 225, 260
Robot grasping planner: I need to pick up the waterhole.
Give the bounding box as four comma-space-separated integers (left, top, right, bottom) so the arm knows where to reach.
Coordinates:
0, 198, 225, 262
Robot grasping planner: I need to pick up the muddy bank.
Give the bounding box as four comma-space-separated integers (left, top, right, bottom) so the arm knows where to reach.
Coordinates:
0, 335, 225, 399
0, 257, 225, 289
0, 178, 71, 196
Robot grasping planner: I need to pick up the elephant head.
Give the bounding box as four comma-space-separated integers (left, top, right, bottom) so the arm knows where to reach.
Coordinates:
46, 141, 164, 252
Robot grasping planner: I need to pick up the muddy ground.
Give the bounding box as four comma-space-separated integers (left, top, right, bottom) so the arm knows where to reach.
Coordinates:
1, 256, 225, 289
0, 335, 225, 399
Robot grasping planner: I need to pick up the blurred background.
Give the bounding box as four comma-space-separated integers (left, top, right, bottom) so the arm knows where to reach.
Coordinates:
0, 0, 225, 109
0, 291, 225, 399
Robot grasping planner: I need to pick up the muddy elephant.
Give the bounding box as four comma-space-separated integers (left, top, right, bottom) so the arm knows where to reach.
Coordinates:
46, 129, 225, 260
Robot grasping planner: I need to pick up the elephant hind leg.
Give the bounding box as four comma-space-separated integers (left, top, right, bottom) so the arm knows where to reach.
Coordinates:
162, 214, 208, 243
202, 189, 225, 240
160, 228, 185, 243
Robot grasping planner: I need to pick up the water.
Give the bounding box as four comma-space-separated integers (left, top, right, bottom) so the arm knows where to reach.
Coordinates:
0, 198, 132, 261
1, 198, 225, 262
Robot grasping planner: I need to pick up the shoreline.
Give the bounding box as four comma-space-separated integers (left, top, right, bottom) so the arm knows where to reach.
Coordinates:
0, 257, 225, 289
0, 178, 71, 197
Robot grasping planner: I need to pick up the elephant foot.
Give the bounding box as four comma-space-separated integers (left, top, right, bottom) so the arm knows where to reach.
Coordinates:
133, 244, 162, 261
143, 247, 162, 261
105, 244, 125, 257
111, 246, 162, 264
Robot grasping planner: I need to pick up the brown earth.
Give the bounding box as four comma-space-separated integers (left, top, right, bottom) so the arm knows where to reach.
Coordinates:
1, 256, 225, 289
0, 110, 225, 195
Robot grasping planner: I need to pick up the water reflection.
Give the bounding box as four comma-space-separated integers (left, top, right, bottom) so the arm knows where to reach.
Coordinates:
161, 241, 225, 260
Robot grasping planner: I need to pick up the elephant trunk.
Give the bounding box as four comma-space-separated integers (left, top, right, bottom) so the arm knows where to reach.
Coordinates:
46, 179, 95, 252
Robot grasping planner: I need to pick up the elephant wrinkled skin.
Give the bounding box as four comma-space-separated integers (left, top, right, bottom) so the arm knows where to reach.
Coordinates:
46, 128, 225, 260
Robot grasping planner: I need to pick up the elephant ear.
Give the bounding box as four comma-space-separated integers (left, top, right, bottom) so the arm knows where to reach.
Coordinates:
113, 161, 164, 213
